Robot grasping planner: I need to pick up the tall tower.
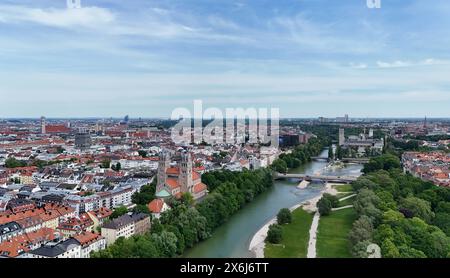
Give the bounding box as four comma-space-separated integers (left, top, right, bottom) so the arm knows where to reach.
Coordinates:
369, 129, 374, 138
157, 150, 171, 193
339, 128, 345, 146
179, 152, 193, 194
40, 116, 46, 134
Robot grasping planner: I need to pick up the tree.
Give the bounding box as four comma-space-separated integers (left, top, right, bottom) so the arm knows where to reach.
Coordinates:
373, 224, 395, 245
328, 146, 334, 160
32, 159, 48, 169
277, 208, 292, 225
138, 150, 148, 158
100, 158, 111, 169
381, 239, 400, 258
112, 162, 122, 172
132, 236, 159, 258
349, 216, 374, 245
133, 204, 150, 215
351, 240, 371, 258
398, 245, 427, 258
181, 192, 194, 207
399, 197, 434, 223
323, 193, 339, 208
433, 213, 450, 236
5, 157, 27, 168
151, 231, 178, 258
271, 159, 288, 173
363, 154, 400, 173
336, 145, 343, 160
354, 189, 382, 225
266, 224, 283, 244
151, 219, 164, 234
318, 197, 332, 216
110, 206, 128, 219
132, 182, 156, 205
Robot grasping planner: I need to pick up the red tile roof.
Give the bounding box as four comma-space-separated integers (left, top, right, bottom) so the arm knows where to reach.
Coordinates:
45, 125, 71, 134
166, 167, 180, 175
166, 178, 179, 189
73, 232, 104, 247
147, 199, 165, 213
193, 182, 208, 194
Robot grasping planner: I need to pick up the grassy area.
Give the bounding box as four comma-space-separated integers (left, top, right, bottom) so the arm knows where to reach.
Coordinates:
265, 208, 314, 258
337, 196, 356, 207
336, 192, 354, 199
316, 208, 357, 258
333, 184, 354, 193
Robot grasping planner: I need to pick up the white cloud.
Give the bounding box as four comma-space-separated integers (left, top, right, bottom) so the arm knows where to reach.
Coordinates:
208, 16, 239, 30
0, 5, 114, 29
377, 59, 450, 68
349, 63, 368, 69
376, 60, 411, 68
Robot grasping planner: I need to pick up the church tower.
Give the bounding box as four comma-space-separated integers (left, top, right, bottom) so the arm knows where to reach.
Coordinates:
41, 116, 46, 134
180, 152, 193, 193
157, 150, 170, 193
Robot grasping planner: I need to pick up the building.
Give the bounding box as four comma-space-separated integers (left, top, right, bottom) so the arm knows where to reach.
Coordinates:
101, 213, 150, 246
147, 199, 170, 219
155, 151, 208, 200
339, 128, 345, 146
0, 222, 23, 243
73, 232, 106, 258
97, 186, 134, 210
0, 227, 60, 258
87, 208, 112, 230
75, 132, 92, 150
57, 214, 94, 238
26, 238, 81, 258
41, 116, 46, 134
279, 134, 300, 147
402, 152, 450, 187
338, 128, 384, 155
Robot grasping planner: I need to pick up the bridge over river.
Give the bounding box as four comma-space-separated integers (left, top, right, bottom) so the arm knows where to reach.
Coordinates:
310, 157, 370, 164
274, 172, 358, 184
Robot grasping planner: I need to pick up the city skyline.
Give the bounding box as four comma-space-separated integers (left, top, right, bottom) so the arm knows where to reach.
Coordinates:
1, 0, 450, 117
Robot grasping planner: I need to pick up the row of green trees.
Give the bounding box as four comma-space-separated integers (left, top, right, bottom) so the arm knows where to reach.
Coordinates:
349, 156, 450, 258
317, 194, 339, 216
4, 157, 27, 168
271, 137, 326, 173
92, 168, 274, 258
266, 209, 293, 244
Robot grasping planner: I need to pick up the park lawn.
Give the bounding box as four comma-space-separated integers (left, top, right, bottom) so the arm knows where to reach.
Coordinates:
336, 192, 354, 199
337, 196, 356, 207
265, 208, 314, 258
333, 184, 354, 193
316, 208, 357, 258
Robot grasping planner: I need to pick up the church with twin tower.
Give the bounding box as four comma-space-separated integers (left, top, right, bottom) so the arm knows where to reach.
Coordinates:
155, 150, 208, 201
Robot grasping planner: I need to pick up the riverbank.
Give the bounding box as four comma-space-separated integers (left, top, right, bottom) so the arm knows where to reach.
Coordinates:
249, 182, 341, 258
185, 149, 362, 258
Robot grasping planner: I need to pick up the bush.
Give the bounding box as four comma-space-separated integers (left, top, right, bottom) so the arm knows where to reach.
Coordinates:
318, 197, 332, 216
277, 208, 292, 225
267, 224, 283, 244
323, 193, 339, 208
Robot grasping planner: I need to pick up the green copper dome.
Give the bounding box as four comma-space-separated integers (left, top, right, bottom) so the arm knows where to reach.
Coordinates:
155, 189, 171, 198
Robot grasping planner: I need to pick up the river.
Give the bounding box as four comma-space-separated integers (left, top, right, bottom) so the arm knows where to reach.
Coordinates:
183, 149, 363, 258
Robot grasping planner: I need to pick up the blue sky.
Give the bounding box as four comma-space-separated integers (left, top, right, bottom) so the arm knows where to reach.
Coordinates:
1, 0, 450, 118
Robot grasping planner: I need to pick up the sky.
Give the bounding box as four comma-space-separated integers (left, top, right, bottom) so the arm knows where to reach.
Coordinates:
1, 0, 450, 118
